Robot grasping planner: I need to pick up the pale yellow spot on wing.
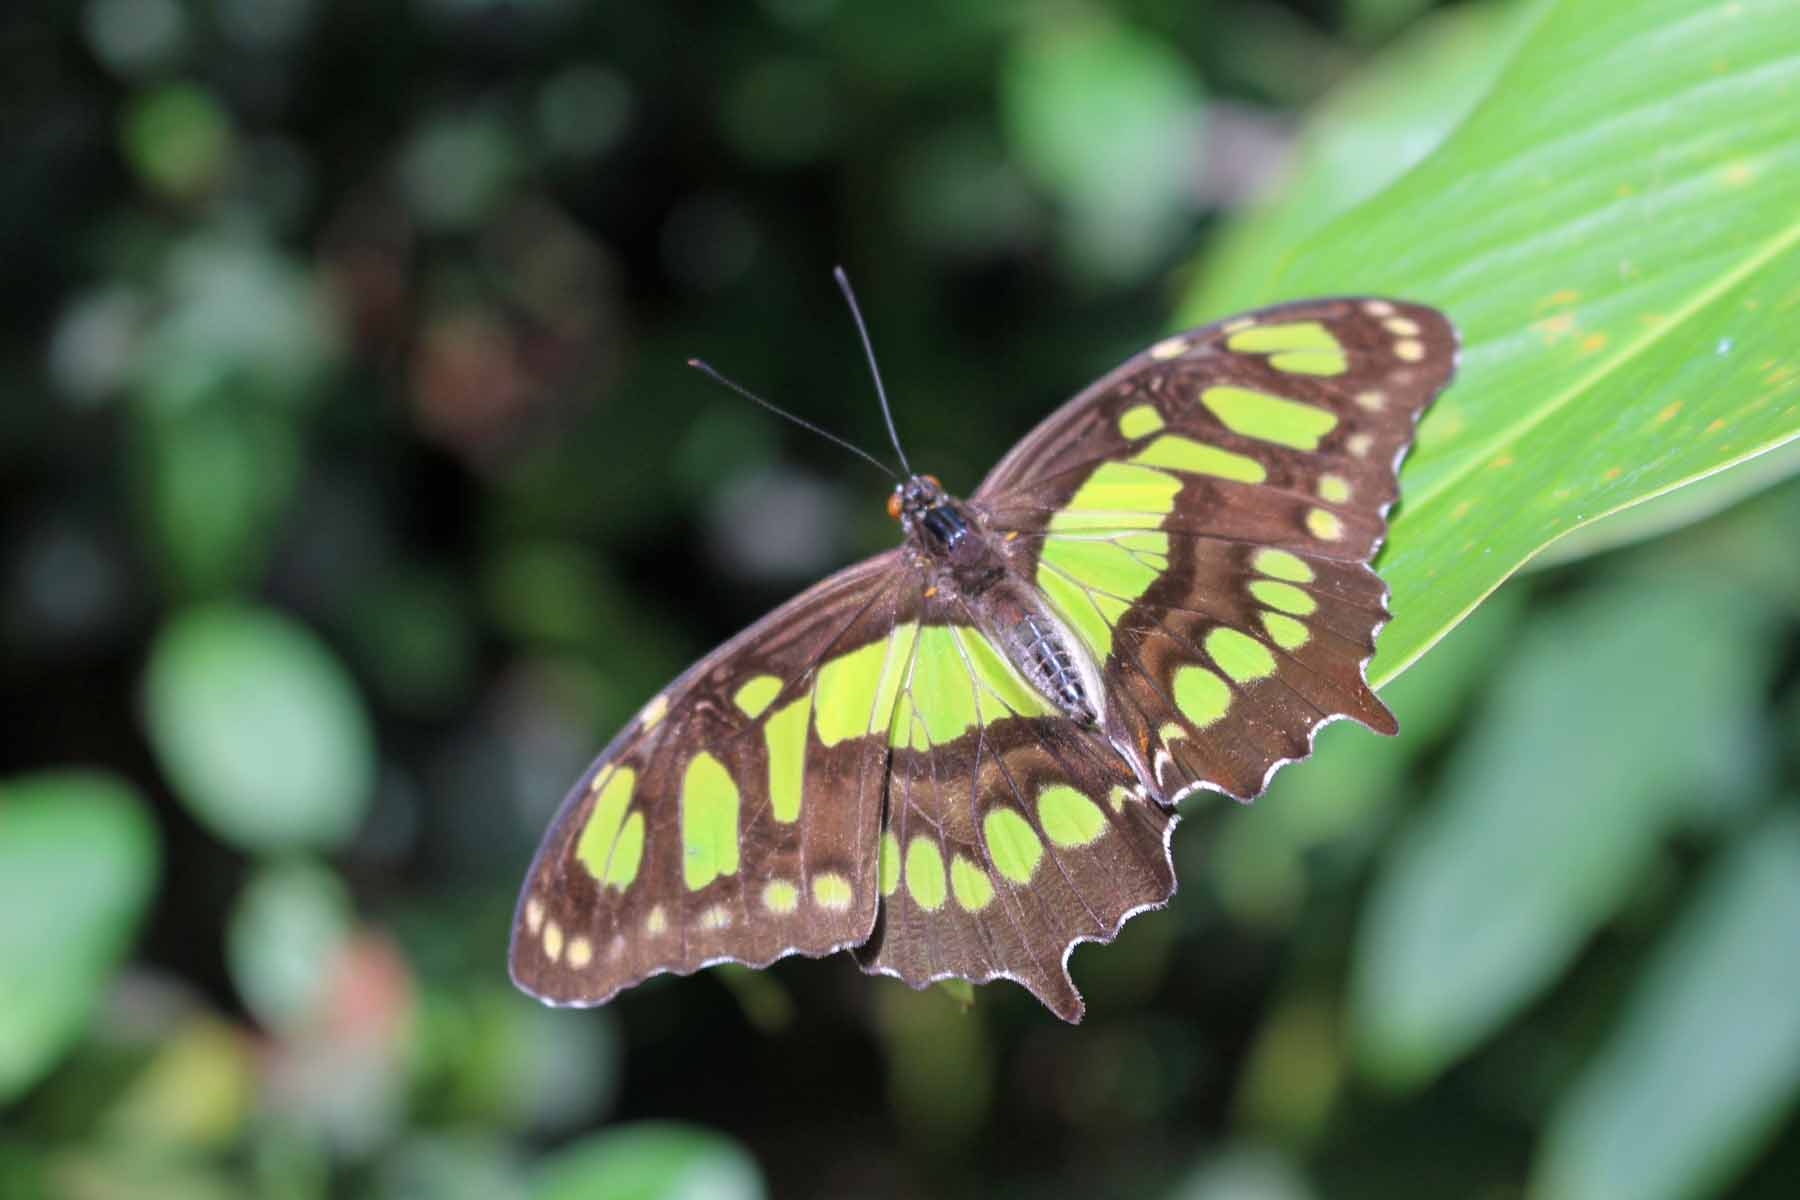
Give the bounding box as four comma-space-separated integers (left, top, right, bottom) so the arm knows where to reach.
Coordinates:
1253, 548, 1313, 583
1383, 316, 1420, 336
1306, 508, 1344, 540
733, 674, 782, 719
905, 837, 947, 911
567, 936, 593, 968
879, 831, 901, 896
1317, 474, 1351, 504
1262, 612, 1310, 651
525, 896, 545, 935
543, 921, 564, 963
1362, 300, 1394, 316
1222, 317, 1255, 332
1207, 628, 1276, 683
983, 809, 1043, 884
639, 693, 669, 730
646, 905, 667, 935
763, 879, 799, 914
1346, 432, 1375, 458
1355, 390, 1386, 411
1159, 721, 1187, 744
1037, 785, 1107, 848
1118, 403, 1165, 440
698, 905, 732, 931
813, 872, 854, 910
1108, 785, 1132, 812
1394, 338, 1425, 362
950, 854, 994, 913
1148, 335, 1189, 360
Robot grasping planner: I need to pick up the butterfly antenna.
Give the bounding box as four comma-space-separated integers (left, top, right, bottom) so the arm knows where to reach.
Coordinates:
833, 266, 912, 478
686, 358, 898, 480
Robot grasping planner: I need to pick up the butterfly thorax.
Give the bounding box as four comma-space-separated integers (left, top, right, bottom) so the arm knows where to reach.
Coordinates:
893, 474, 1103, 729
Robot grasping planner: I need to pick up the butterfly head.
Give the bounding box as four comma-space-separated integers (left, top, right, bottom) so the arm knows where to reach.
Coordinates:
887, 474, 947, 522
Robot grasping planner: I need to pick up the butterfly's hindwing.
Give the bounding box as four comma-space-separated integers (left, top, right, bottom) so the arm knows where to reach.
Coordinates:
852, 598, 1177, 1021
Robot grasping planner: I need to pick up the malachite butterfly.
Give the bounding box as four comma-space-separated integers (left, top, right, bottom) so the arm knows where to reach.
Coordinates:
511, 294, 1457, 1022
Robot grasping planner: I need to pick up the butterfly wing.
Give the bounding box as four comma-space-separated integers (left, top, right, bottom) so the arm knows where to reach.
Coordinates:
851, 592, 1177, 1021
510, 549, 923, 1006
975, 297, 1457, 802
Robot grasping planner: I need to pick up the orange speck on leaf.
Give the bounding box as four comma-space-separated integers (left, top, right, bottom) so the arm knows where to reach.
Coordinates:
1653, 401, 1682, 425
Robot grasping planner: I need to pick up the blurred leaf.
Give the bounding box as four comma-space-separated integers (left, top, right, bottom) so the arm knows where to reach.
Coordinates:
712, 965, 796, 1033
400, 106, 523, 233
1351, 581, 1777, 1088
143, 605, 376, 851
1002, 16, 1205, 281
1211, 583, 1527, 926
226, 860, 355, 1034
877, 978, 993, 1149
0, 771, 159, 1102
103, 1018, 255, 1150
372, 1134, 528, 1200
1533, 810, 1800, 1200
136, 232, 340, 416
531, 1123, 765, 1200
1198, 0, 1546, 307
718, 57, 840, 166
1182, 0, 1800, 688
1168, 1143, 1317, 1200
120, 82, 233, 200
135, 399, 301, 595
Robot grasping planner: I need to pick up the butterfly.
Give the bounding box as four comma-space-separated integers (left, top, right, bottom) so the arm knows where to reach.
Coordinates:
510, 284, 1457, 1022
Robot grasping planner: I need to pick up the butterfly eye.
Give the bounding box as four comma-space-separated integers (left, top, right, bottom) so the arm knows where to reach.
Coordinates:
886, 492, 903, 520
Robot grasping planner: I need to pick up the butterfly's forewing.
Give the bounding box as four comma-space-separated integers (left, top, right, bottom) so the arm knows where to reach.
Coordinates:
510, 551, 922, 1006
850, 597, 1176, 1020
977, 297, 1457, 803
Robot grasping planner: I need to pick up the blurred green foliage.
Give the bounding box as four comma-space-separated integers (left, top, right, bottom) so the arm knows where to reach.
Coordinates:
3, 1, 1797, 1198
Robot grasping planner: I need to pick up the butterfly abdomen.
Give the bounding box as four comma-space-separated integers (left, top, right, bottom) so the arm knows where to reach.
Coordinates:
1016, 613, 1094, 723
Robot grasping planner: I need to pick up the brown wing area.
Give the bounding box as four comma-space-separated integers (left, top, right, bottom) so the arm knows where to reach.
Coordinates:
975, 296, 1456, 540
976, 296, 1457, 803
1038, 527, 1394, 800
510, 550, 920, 1007
853, 592, 1178, 1022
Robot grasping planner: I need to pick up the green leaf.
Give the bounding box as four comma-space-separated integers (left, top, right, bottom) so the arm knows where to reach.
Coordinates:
1001, 16, 1206, 282
225, 860, 356, 1034
1180, 0, 1800, 687
0, 771, 160, 1101
1534, 812, 1800, 1200
143, 605, 376, 851
531, 1123, 764, 1200
1197, 0, 1547, 310
1350, 581, 1776, 1088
